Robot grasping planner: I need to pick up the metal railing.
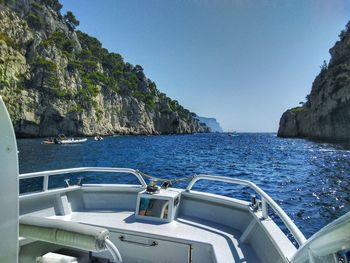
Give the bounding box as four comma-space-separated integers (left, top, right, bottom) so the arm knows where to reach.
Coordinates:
19, 167, 148, 192
186, 174, 307, 246
19, 167, 306, 246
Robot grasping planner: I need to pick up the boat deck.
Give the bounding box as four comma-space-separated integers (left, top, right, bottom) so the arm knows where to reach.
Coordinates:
51, 210, 259, 263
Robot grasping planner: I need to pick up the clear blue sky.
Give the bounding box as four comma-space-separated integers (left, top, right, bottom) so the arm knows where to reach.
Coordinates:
61, 0, 350, 132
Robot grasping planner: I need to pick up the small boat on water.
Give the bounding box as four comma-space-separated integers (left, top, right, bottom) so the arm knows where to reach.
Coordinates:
58, 137, 88, 144
94, 135, 103, 141
42, 134, 88, 144
42, 137, 56, 144
1, 96, 350, 263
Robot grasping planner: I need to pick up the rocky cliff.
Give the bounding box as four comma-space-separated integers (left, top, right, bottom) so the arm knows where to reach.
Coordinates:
0, 0, 209, 137
278, 21, 350, 142
197, 117, 223, 132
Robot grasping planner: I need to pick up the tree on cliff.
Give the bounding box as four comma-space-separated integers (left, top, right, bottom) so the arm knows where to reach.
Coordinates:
42, 0, 62, 12
64, 11, 80, 30
34, 57, 59, 90
339, 21, 350, 40
320, 60, 328, 71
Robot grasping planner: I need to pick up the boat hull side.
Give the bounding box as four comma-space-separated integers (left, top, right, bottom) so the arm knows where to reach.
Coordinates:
0, 96, 19, 263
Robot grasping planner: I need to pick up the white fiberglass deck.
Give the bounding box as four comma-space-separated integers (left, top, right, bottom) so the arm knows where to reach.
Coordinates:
17, 169, 303, 263
51, 210, 259, 263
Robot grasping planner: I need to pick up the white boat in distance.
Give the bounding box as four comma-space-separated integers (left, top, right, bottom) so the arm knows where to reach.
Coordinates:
57, 134, 87, 144
94, 135, 103, 141
0, 95, 349, 263
58, 137, 88, 144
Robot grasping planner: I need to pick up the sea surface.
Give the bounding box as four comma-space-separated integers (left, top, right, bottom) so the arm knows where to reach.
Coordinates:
18, 133, 350, 240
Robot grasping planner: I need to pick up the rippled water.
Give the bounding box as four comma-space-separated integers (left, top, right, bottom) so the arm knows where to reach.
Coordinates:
18, 133, 350, 239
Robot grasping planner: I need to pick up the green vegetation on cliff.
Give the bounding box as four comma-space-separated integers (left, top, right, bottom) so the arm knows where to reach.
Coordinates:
0, 0, 208, 136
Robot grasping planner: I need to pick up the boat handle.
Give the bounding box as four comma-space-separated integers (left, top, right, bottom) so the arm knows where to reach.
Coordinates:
119, 235, 158, 247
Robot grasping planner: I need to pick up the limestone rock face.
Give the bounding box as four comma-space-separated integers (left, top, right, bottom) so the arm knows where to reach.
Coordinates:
278, 22, 350, 142
0, 1, 209, 137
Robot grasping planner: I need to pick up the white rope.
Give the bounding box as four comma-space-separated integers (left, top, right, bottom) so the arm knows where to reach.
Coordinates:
105, 238, 122, 262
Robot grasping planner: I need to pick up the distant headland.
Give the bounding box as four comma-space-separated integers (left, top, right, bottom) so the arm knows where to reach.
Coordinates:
197, 117, 223, 133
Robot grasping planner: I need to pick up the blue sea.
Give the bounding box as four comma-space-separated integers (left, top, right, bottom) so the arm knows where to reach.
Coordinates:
18, 133, 350, 240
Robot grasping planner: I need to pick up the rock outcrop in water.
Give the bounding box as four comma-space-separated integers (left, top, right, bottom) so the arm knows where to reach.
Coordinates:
0, 0, 209, 137
197, 117, 223, 132
278, 21, 350, 142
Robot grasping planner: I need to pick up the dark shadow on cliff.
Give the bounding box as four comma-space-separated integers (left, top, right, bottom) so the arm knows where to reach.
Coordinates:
303, 137, 350, 150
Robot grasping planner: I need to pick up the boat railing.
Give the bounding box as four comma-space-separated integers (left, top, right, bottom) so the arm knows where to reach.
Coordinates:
19, 168, 306, 246
19, 167, 148, 193
290, 211, 350, 262
186, 174, 307, 246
